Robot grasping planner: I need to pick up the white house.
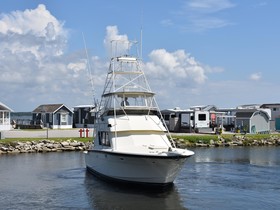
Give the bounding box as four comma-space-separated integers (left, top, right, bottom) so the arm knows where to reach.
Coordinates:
0, 102, 13, 131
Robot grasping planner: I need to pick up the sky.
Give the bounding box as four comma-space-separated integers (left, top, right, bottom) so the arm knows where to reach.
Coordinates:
0, 0, 280, 112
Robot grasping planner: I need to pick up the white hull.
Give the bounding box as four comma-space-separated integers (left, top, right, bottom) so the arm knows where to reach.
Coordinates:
85, 150, 190, 185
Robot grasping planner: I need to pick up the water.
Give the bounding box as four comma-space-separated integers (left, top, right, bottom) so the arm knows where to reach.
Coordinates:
0, 147, 279, 210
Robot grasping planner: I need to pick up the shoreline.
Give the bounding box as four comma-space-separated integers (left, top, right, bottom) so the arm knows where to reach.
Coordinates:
1, 133, 280, 155
0, 139, 92, 155
172, 133, 280, 148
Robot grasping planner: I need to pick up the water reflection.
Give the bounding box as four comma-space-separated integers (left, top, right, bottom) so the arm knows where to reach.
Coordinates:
84, 172, 188, 210
191, 147, 280, 167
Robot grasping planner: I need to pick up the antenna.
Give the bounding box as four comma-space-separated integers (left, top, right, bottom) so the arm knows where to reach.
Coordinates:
82, 33, 95, 105
140, 9, 143, 60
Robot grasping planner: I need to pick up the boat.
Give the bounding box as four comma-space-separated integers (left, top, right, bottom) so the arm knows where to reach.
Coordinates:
85, 40, 194, 185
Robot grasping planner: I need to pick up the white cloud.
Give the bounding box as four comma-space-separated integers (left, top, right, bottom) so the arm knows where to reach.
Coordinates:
0, 4, 226, 112
93, 26, 227, 109
67, 61, 86, 77
103, 26, 130, 57
250, 72, 262, 81
0, 4, 67, 59
0, 4, 93, 111
186, 0, 235, 13
168, 0, 236, 32
0, 4, 65, 37
145, 49, 207, 84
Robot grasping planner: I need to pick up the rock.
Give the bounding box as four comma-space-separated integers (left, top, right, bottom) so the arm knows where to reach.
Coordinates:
9, 149, 20, 153
52, 143, 62, 149
20, 149, 28, 153
61, 146, 75, 151
69, 142, 81, 147
1, 146, 8, 151
195, 143, 208, 147
42, 147, 52, 152
61, 141, 70, 147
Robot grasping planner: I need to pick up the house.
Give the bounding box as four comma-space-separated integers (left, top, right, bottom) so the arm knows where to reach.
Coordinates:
260, 103, 280, 131
0, 102, 13, 131
161, 107, 186, 132
32, 104, 73, 129
161, 106, 211, 133
73, 105, 96, 128
235, 109, 270, 134
10, 112, 33, 129
215, 107, 237, 131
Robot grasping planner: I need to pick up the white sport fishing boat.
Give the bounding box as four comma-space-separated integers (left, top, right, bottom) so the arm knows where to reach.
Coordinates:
85, 40, 194, 185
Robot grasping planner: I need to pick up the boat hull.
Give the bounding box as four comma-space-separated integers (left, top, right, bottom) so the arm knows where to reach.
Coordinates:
85, 150, 191, 185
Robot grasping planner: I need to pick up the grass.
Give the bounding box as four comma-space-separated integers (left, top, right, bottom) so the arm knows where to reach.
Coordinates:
171, 133, 280, 144
2, 132, 280, 146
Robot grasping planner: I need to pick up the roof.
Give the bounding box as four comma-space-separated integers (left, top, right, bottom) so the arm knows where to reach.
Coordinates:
161, 108, 192, 114
236, 111, 255, 118
260, 103, 280, 108
236, 104, 261, 109
32, 104, 73, 113
73, 105, 95, 108
204, 105, 217, 111
0, 102, 13, 112
235, 109, 270, 119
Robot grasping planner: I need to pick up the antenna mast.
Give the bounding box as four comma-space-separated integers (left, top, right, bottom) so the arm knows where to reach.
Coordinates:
140, 9, 143, 60
82, 33, 95, 105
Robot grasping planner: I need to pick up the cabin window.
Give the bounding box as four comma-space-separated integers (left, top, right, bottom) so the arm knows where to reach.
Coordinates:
98, 131, 110, 146
198, 114, 206, 121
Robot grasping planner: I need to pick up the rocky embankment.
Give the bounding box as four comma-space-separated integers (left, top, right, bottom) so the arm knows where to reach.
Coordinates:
174, 135, 280, 148
0, 139, 92, 155
1, 135, 280, 155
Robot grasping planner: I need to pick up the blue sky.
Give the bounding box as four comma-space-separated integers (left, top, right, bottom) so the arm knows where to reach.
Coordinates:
0, 0, 279, 111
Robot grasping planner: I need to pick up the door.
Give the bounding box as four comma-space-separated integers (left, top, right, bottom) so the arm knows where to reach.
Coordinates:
275, 118, 280, 130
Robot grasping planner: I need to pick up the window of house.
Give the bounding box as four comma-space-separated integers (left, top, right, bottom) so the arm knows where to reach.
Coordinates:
61, 113, 67, 125
163, 115, 170, 121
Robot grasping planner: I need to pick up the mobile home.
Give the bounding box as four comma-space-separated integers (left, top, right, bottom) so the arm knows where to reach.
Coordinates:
161, 108, 210, 132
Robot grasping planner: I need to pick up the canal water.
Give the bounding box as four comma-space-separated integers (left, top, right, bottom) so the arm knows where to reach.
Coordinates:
0, 147, 279, 210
